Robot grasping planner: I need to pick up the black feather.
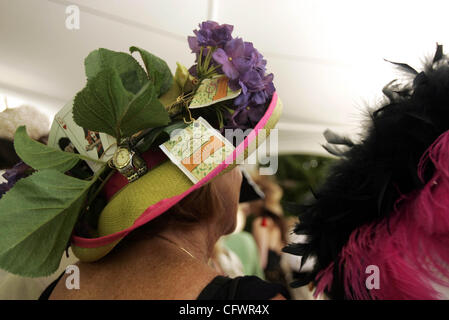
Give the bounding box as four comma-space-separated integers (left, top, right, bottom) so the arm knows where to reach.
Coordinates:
323, 129, 354, 147
290, 272, 315, 288
282, 243, 309, 256
321, 144, 347, 157
433, 43, 443, 64
286, 45, 449, 299
384, 59, 419, 75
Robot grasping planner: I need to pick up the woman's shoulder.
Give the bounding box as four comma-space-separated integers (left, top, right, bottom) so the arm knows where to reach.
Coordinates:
197, 275, 289, 300
45, 258, 221, 300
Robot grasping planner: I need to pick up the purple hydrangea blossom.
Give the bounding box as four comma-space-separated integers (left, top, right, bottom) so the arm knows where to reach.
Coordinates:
188, 21, 233, 54
223, 104, 267, 131
195, 21, 233, 47
234, 73, 275, 107
213, 40, 275, 111
188, 64, 198, 78
187, 36, 200, 54
212, 39, 275, 113
0, 162, 32, 199
212, 38, 252, 80
243, 41, 267, 75
188, 21, 275, 129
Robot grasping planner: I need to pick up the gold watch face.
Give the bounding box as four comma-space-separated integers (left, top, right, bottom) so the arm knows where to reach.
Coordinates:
113, 147, 131, 169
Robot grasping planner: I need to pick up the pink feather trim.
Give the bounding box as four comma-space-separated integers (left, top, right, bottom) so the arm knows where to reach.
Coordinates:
315, 129, 449, 299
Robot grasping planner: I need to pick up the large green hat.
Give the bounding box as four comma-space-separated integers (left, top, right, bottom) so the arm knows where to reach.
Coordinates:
0, 20, 282, 277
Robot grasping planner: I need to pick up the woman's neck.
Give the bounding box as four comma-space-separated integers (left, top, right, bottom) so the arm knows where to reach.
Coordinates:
102, 222, 221, 269
54, 227, 222, 299
51, 221, 228, 299
154, 225, 219, 264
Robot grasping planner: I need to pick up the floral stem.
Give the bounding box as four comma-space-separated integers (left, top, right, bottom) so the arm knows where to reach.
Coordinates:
198, 47, 204, 74
86, 167, 114, 207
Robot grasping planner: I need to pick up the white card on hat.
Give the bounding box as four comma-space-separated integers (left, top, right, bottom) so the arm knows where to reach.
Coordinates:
48, 99, 117, 173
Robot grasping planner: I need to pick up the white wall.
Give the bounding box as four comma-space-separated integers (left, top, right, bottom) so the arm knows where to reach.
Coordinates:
1, 0, 449, 155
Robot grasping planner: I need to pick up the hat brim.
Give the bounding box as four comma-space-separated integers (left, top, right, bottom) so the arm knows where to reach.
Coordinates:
71, 92, 283, 262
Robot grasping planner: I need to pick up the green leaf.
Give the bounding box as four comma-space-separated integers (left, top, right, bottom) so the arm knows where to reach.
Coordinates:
135, 121, 188, 153
158, 80, 182, 108
174, 62, 196, 92
85, 48, 148, 94
14, 126, 102, 172
130, 46, 173, 96
0, 170, 97, 277
73, 68, 134, 139
73, 68, 170, 141
118, 80, 170, 138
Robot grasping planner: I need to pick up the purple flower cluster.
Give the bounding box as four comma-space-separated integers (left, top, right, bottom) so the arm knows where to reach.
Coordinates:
188, 21, 233, 53
0, 162, 32, 199
188, 21, 275, 129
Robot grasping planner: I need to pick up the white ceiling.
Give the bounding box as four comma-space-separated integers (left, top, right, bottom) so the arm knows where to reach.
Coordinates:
1, 0, 449, 155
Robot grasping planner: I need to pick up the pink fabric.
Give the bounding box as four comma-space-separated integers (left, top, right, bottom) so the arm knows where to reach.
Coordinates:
314, 129, 449, 300
71, 92, 279, 248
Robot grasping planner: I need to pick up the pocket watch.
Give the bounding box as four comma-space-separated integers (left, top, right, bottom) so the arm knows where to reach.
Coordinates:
109, 144, 147, 182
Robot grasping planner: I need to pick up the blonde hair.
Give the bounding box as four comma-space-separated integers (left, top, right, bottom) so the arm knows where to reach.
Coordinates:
123, 182, 226, 241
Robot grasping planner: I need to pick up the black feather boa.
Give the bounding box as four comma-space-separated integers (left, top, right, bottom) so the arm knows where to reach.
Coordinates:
284, 44, 449, 299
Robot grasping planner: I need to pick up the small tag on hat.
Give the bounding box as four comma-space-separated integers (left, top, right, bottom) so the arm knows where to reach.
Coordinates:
159, 117, 235, 183
189, 76, 241, 109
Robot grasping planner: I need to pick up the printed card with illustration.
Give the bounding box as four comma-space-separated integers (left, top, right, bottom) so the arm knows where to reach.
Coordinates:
48, 99, 117, 173
160, 117, 235, 183
189, 76, 241, 109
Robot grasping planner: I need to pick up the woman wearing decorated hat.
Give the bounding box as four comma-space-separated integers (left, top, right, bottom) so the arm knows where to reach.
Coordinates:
0, 21, 287, 300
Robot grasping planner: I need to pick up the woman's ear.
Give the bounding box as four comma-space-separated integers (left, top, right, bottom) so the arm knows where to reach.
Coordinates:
211, 167, 243, 234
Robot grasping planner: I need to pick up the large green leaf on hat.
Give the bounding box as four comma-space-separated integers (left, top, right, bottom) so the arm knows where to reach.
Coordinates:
135, 121, 188, 154
13, 126, 104, 172
73, 67, 170, 142
0, 170, 97, 277
85, 48, 148, 95
130, 46, 173, 96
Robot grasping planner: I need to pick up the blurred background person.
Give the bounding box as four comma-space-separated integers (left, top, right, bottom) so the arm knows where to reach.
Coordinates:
250, 175, 289, 286
220, 202, 265, 280
0, 103, 79, 300
0, 104, 49, 169
212, 169, 267, 280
